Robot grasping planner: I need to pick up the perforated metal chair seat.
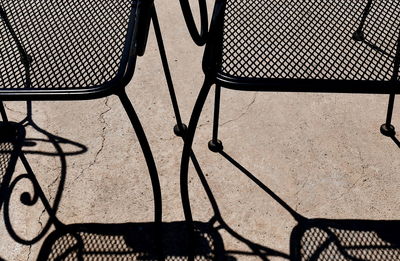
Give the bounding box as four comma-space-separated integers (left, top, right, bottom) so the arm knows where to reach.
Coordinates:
0, 1, 139, 100
291, 219, 400, 261
214, 0, 400, 93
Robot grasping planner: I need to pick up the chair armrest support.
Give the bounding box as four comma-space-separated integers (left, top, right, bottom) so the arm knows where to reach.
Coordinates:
135, 0, 154, 56
179, 0, 209, 46
202, 0, 225, 73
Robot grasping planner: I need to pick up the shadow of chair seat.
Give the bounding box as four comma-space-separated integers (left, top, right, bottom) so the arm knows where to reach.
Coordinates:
38, 221, 228, 260
291, 219, 400, 260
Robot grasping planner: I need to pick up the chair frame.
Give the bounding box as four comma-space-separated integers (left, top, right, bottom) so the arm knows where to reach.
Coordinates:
178, 0, 400, 242
0, 0, 152, 100
0, 0, 173, 244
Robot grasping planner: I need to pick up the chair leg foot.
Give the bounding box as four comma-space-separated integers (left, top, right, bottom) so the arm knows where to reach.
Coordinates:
380, 123, 396, 137
208, 139, 223, 153
174, 123, 187, 137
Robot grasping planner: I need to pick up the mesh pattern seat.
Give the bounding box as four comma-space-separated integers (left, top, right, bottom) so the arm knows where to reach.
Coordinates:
291, 219, 400, 261
38, 222, 225, 261
0, 1, 137, 95
216, 0, 400, 89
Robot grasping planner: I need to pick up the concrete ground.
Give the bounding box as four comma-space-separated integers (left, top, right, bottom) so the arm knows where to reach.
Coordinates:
1, 1, 400, 260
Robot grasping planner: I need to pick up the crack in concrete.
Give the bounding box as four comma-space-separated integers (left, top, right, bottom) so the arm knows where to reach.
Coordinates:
4, 103, 25, 115
26, 245, 32, 261
37, 207, 45, 233
74, 98, 111, 182
294, 138, 315, 212
348, 149, 367, 191
161, 135, 180, 142
220, 93, 257, 127
41, 99, 112, 231
37, 170, 61, 239
197, 120, 210, 129
197, 93, 258, 129
36, 133, 73, 230
294, 175, 310, 212
334, 148, 367, 201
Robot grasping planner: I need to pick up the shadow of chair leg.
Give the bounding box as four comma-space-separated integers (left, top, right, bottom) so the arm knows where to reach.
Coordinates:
0, 102, 88, 246
390, 135, 400, 148
215, 149, 400, 261
0, 122, 25, 214
190, 150, 291, 260
2, 129, 68, 245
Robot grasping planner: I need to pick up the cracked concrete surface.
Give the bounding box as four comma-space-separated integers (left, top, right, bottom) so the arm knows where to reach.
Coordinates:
1, 1, 400, 260
74, 97, 112, 183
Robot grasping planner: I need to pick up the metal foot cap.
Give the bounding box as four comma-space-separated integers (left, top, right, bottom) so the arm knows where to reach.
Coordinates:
174, 124, 187, 137
380, 123, 395, 137
208, 139, 223, 153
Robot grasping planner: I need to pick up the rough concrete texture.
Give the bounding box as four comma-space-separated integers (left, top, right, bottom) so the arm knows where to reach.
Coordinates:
1, 1, 400, 260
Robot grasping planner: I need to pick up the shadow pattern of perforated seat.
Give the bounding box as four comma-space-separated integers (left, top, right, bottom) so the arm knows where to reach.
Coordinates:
291, 219, 400, 261
38, 222, 226, 261
0, 1, 136, 90
220, 0, 400, 82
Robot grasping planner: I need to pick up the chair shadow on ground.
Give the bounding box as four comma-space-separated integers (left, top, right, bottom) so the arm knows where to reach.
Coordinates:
2, 106, 399, 260
0, 106, 238, 260
0, 115, 284, 260
0, 119, 236, 260
215, 150, 400, 260
37, 221, 231, 260
0, 106, 88, 247
389, 134, 400, 148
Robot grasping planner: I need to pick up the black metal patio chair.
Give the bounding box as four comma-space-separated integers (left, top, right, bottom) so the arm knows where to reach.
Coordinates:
177, 0, 400, 258
0, 0, 169, 248
178, 0, 400, 223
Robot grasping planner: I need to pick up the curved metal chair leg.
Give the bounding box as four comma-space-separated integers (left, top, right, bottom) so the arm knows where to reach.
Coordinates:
118, 91, 162, 223
152, 8, 187, 138
180, 78, 213, 261
381, 94, 396, 137
208, 84, 223, 152
180, 78, 213, 224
